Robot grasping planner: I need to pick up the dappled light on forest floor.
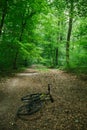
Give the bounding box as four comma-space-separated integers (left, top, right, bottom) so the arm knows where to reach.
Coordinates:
0, 69, 87, 130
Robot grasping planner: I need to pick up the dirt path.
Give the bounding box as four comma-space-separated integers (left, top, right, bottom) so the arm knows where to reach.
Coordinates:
0, 69, 87, 130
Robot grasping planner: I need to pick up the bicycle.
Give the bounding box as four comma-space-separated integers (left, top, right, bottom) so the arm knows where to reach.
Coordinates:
16, 84, 54, 119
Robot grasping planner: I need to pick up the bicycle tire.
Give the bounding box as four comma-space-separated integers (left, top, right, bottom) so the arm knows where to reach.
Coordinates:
17, 101, 43, 117
21, 93, 42, 101
21, 93, 54, 107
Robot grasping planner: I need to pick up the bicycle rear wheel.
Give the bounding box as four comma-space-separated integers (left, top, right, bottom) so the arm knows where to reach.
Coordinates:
21, 93, 42, 102
17, 102, 43, 117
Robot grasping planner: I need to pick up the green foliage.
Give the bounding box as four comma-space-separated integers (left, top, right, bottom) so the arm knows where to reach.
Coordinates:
0, 0, 87, 74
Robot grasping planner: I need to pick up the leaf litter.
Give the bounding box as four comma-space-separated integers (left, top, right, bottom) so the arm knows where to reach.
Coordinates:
0, 69, 87, 130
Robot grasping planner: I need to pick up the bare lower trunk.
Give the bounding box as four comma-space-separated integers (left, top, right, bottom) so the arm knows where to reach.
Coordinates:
13, 51, 19, 69
55, 47, 59, 66
66, 1, 74, 66
55, 21, 63, 66
66, 17, 73, 66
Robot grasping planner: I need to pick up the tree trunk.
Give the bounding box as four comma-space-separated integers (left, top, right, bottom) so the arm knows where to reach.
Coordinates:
19, 19, 26, 41
55, 21, 63, 66
0, 0, 8, 36
55, 47, 59, 66
66, 1, 74, 66
12, 11, 36, 69
13, 18, 26, 69
13, 51, 19, 69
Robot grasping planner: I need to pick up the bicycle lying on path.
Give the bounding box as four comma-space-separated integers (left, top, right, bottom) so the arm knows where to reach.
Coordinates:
16, 84, 54, 119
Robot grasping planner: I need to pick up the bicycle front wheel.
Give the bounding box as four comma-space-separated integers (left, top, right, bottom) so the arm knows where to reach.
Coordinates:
17, 102, 43, 117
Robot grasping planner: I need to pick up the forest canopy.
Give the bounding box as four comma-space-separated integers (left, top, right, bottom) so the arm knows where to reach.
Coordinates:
0, 0, 87, 73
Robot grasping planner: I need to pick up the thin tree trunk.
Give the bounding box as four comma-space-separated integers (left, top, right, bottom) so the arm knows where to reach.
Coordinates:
12, 11, 36, 69
0, 0, 8, 36
55, 47, 59, 66
55, 21, 63, 66
66, 1, 74, 66
13, 51, 19, 69
55, 21, 60, 66
19, 19, 26, 41
66, 17, 73, 66
13, 18, 26, 69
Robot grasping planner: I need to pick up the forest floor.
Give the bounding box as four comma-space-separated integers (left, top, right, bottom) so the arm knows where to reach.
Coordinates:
0, 68, 87, 130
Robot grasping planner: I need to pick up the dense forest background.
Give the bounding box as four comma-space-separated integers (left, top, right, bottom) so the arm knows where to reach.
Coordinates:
0, 0, 87, 74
